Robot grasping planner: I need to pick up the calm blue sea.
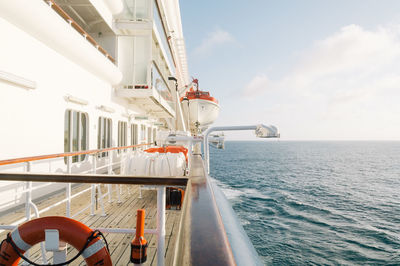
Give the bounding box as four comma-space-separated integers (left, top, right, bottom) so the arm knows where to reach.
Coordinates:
209, 141, 400, 265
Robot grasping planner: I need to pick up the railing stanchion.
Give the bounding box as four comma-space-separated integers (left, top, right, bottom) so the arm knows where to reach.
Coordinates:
117, 150, 122, 203
156, 186, 166, 266
120, 150, 123, 172
66, 156, 72, 217
90, 154, 97, 215
22, 161, 32, 265
117, 185, 122, 203
118, 151, 123, 203
107, 184, 112, 202
25, 161, 32, 221
108, 151, 113, 202
97, 185, 106, 216
91, 185, 96, 215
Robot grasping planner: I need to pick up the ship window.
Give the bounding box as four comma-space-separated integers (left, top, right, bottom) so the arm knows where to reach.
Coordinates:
64, 110, 89, 164
147, 127, 152, 143
98, 117, 112, 157
131, 123, 138, 150
140, 125, 146, 142
118, 121, 127, 153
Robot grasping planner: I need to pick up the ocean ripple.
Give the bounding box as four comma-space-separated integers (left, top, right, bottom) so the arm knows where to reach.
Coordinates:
211, 141, 400, 265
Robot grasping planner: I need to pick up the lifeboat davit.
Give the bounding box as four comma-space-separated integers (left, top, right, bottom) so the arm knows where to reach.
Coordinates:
180, 79, 220, 132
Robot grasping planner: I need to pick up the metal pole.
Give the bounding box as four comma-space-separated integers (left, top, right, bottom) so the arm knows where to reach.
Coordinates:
117, 150, 122, 203
66, 156, 72, 217
108, 149, 113, 174
91, 154, 97, 215
157, 186, 166, 266
117, 185, 122, 203
96, 185, 106, 216
108, 150, 113, 202
25, 162, 32, 221
107, 184, 112, 202
23, 162, 32, 265
91, 185, 96, 215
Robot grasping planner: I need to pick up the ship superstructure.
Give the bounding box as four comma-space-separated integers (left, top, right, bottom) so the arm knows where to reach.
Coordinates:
0, 1, 278, 265
0, 0, 189, 161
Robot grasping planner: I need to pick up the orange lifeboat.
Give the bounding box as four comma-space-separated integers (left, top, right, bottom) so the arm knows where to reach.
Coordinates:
180, 78, 220, 132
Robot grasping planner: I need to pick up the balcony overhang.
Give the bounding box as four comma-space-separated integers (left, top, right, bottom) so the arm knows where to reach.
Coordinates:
116, 87, 175, 118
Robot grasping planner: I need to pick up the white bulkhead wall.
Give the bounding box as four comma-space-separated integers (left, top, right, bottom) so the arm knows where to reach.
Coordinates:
0, 0, 184, 160
0, 0, 160, 212
0, 0, 122, 86
0, 14, 154, 160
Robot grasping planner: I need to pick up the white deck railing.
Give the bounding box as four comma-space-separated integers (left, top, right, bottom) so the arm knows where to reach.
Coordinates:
0, 144, 171, 266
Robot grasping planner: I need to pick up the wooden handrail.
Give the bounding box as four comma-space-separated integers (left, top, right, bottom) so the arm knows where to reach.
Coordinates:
0, 143, 152, 166
0, 173, 188, 186
174, 155, 236, 265
45, 0, 116, 64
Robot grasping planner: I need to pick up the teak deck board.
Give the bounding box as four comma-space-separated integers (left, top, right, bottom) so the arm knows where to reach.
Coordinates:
0, 184, 182, 265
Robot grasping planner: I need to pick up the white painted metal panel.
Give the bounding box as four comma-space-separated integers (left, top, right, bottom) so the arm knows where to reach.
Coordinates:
0, 0, 122, 85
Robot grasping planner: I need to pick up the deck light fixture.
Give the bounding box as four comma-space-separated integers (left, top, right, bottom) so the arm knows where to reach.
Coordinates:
0, 70, 36, 90
64, 94, 88, 105
98, 105, 115, 113
134, 116, 149, 120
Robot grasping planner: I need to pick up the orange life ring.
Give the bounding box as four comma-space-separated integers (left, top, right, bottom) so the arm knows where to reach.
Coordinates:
0, 216, 112, 266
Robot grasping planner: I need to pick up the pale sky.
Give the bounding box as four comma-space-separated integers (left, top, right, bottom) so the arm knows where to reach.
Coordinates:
181, 1, 400, 140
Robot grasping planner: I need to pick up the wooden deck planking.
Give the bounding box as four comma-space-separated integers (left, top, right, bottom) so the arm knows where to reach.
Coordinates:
0, 183, 182, 265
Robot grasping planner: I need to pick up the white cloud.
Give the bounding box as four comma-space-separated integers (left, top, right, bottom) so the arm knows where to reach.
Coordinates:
288, 24, 400, 110
194, 28, 234, 55
290, 24, 400, 89
242, 24, 400, 139
243, 74, 270, 98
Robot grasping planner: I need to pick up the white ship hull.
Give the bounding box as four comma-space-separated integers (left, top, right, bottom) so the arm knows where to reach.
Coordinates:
181, 98, 220, 130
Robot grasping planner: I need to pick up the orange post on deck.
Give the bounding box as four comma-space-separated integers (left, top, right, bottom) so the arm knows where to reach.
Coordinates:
136, 209, 145, 239
130, 209, 148, 264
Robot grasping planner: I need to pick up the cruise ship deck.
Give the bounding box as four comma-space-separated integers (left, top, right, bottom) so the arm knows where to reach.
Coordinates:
0, 184, 181, 265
